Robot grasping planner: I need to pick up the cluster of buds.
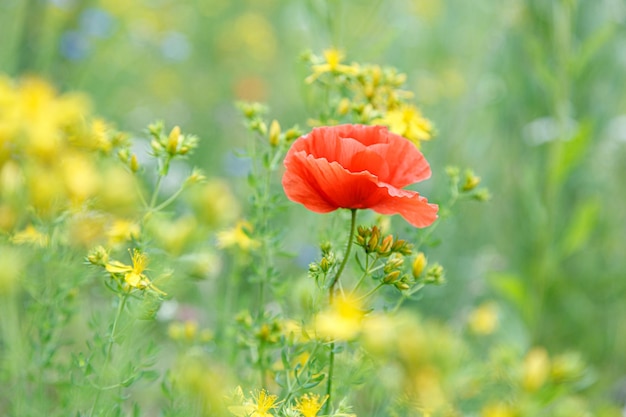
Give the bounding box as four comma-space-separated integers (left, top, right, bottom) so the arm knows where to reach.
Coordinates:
148, 121, 199, 160
168, 320, 213, 344
409, 251, 445, 285
308, 242, 337, 278
355, 225, 412, 257
381, 253, 409, 290
446, 166, 490, 202
235, 310, 284, 346
237, 101, 302, 147
380, 251, 446, 291
117, 147, 140, 173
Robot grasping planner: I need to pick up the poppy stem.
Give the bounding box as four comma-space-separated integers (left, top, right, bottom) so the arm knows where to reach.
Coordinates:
324, 208, 357, 415
327, 209, 357, 302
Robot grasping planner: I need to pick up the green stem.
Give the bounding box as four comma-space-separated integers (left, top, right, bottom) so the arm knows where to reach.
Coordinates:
89, 293, 128, 417
327, 209, 357, 300
351, 260, 385, 295
149, 174, 164, 210
324, 209, 357, 416
356, 282, 385, 302
152, 186, 185, 213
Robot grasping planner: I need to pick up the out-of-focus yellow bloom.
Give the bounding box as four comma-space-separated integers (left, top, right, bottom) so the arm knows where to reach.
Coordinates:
216, 220, 260, 251
481, 402, 515, 417
61, 152, 99, 204
149, 215, 197, 255
11, 225, 49, 247
106, 219, 141, 246
315, 295, 364, 340
523, 347, 550, 391
105, 249, 165, 295
187, 179, 239, 228
306, 48, 359, 84
413, 366, 447, 415
295, 393, 327, 417
67, 212, 107, 248
468, 302, 499, 335
374, 104, 433, 147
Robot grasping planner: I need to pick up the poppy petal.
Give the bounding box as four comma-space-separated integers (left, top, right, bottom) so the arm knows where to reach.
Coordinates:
370, 185, 439, 228
283, 152, 388, 211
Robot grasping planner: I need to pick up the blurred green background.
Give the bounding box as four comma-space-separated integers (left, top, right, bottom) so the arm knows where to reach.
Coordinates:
2, 0, 626, 403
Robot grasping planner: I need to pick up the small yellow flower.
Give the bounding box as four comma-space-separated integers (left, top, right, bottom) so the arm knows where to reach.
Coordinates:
305, 48, 359, 84
105, 249, 166, 295
216, 220, 260, 251
374, 104, 433, 147
295, 393, 327, 417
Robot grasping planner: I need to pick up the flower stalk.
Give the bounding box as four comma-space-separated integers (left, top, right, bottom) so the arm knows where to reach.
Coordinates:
324, 208, 357, 415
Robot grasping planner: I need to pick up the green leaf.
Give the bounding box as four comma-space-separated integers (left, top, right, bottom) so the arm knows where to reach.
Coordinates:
561, 198, 600, 257
550, 120, 592, 186
488, 272, 528, 314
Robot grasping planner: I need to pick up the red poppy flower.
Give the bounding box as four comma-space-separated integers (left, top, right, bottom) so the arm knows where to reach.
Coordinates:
282, 124, 438, 227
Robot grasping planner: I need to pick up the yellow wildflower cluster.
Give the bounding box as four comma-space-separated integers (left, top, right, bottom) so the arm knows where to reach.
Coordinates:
305, 48, 434, 147
0, 75, 139, 239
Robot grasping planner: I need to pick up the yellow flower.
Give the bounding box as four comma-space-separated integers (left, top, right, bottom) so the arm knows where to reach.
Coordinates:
216, 220, 260, 251
107, 219, 141, 246
105, 249, 165, 295
249, 390, 279, 417
305, 48, 359, 84
229, 389, 279, 417
468, 302, 499, 335
523, 347, 550, 391
374, 104, 433, 147
315, 295, 365, 340
295, 393, 327, 417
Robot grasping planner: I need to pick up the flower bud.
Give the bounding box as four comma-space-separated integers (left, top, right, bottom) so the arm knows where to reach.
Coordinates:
250, 120, 267, 136
394, 281, 410, 291
320, 257, 331, 273
284, 127, 302, 142
383, 270, 401, 284
377, 235, 393, 255
472, 189, 492, 202
130, 154, 139, 173
151, 139, 163, 153
269, 119, 281, 147
412, 252, 427, 278
424, 263, 445, 285
367, 226, 380, 252
87, 245, 109, 266
391, 239, 412, 255
308, 262, 320, 274
462, 169, 481, 191
167, 126, 181, 155
384, 254, 404, 273
337, 98, 351, 115
320, 241, 332, 255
